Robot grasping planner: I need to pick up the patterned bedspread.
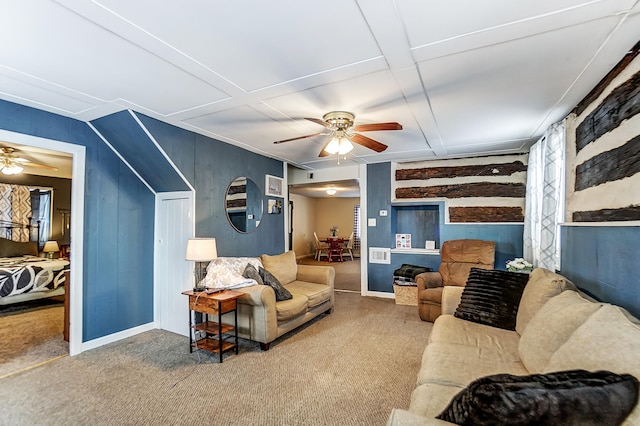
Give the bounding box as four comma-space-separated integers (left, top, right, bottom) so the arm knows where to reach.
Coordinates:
0, 256, 70, 298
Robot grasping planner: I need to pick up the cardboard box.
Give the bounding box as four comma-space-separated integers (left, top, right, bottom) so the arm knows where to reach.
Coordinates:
393, 284, 418, 306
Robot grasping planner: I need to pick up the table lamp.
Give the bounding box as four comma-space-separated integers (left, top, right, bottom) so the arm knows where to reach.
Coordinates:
185, 238, 217, 291
43, 241, 60, 259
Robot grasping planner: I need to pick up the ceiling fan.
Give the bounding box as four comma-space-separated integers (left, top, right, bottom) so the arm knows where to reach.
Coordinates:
273, 111, 402, 158
0, 147, 58, 175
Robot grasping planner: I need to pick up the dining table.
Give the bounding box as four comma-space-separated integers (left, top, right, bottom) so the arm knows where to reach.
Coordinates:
321, 237, 345, 262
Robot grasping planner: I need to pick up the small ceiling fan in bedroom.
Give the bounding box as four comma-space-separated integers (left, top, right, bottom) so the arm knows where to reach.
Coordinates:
0, 147, 58, 175
273, 111, 402, 159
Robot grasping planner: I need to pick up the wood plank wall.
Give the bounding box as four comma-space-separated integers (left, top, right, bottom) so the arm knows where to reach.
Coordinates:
393, 154, 528, 223
566, 46, 640, 223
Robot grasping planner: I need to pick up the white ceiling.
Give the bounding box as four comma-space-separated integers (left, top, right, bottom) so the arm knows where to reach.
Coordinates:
1, 1, 639, 172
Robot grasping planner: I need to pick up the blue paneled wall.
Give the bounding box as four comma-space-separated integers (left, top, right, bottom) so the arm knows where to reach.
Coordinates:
560, 225, 640, 318
0, 100, 155, 342
136, 114, 285, 257
367, 162, 524, 293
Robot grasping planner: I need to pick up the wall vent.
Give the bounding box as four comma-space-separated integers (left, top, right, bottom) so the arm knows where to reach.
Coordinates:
369, 247, 391, 264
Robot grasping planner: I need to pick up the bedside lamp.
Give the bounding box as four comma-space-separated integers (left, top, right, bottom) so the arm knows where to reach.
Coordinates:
43, 241, 60, 259
185, 238, 217, 290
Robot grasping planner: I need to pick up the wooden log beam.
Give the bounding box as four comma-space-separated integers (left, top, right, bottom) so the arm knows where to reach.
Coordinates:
449, 206, 524, 223
575, 69, 640, 152
227, 184, 247, 195
226, 199, 246, 209
573, 206, 640, 222
575, 136, 640, 191
395, 182, 525, 199
395, 161, 527, 180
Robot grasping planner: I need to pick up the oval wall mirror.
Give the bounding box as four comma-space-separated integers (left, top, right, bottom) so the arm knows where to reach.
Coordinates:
225, 176, 263, 233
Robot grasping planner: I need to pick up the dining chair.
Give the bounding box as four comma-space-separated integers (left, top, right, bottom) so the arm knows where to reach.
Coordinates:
342, 232, 354, 261
313, 232, 329, 261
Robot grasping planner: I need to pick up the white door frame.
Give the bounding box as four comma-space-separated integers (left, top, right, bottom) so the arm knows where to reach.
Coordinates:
0, 129, 85, 356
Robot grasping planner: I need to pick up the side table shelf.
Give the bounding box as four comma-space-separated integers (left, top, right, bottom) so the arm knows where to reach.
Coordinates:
182, 290, 243, 363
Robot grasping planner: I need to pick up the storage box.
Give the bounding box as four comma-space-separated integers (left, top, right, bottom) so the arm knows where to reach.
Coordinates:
393, 284, 418, 306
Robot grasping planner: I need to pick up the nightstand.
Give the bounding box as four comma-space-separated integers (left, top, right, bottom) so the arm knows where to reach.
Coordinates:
182, 289, 243, 362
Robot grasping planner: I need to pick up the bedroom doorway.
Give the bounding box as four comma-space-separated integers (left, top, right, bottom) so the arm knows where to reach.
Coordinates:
0, 130, 85, 359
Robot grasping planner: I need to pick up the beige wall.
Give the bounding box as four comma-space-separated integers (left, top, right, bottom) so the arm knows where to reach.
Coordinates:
290, 194, 359, 258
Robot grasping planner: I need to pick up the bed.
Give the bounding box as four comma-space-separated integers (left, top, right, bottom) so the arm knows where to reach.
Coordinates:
0, 231, 70, 306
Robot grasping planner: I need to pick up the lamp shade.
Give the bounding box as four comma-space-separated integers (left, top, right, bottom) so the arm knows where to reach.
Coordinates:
43, 241, 60, 253
185, 238, 218, 261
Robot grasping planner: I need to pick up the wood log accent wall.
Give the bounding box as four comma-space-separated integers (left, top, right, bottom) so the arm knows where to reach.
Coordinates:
393, 154, 528, 223
566, 46, 640, 223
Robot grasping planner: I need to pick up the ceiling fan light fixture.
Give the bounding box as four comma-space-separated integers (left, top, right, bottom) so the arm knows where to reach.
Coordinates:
326, 188, 337, 196
1, 164, 23, 175
324, 136, 354, 155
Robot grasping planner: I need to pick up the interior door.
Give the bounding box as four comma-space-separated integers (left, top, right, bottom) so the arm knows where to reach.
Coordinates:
155, 191, 194, 336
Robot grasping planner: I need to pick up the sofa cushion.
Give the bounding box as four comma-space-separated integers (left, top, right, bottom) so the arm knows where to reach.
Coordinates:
409, 383, 465, 419
544, 305, 640, 425
261, 251, 297, 285
259, 266, 292, 301
519, 290, 601, 373
515, 268, 577, 335
418, 341, 527, 387
275, 293, 308, 321
428, 315, 521, 352
285, 281, 331, 308
454, 268, 530, 330
436, 370, 639, 426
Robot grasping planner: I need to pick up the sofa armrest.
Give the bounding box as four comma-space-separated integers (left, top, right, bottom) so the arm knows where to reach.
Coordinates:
441, 286, 464, 315
416, 272, 443, 290
387, 409, 454, 426
296, 264, 335, 289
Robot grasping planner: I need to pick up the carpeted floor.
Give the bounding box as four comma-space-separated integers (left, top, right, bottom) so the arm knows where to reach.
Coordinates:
299, 256, 361, 292
0, 301, 68, 378
0, 292, 431, 426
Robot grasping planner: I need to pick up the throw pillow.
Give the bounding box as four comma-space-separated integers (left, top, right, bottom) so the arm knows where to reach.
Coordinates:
260, 251, 298, 285
436, 370, 639, 426
454, 268, 530, 330
259, 266, 293, 301
242, 263, 264, 286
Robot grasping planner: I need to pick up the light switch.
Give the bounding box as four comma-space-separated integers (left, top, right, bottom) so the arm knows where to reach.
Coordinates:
379, 209, 388, 216
368, 218, 376, 227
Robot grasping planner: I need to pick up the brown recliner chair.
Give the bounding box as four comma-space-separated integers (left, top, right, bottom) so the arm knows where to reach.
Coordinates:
416, 239, 496, 322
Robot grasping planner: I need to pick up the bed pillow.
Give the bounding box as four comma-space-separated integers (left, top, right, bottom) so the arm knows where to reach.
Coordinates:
454, 268, 530, 330
259, 266, 292, 301
0, 237, 38, 257
436, 370, 639, 426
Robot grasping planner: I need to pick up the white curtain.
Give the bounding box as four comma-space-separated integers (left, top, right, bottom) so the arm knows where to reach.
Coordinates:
523, 120, 565, 271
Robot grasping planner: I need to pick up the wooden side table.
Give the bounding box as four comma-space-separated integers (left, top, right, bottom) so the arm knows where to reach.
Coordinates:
182, 289, 243, 362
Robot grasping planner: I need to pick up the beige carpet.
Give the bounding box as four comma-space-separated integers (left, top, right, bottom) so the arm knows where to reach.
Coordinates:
0, 292, 431, 425
0, 303, 68, 378
299, 256, 361, 292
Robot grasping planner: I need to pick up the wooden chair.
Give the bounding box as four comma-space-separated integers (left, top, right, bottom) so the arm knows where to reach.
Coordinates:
313, 232, 329, 261
342, 232, 354, 261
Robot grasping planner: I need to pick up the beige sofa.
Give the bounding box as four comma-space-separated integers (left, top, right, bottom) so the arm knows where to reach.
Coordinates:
388, 268, 640, 425
216, 251, 335, 350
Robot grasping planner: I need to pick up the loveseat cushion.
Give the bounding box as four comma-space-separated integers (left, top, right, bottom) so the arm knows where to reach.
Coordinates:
544, 305, 640, 425
519, 290, 601, 373
275, 293, 308, 321
454, 268, 530, 330
285, 281, 331, 308
261, 251, 298, 285
515, 268, 576, 335
436, 370, 639, 426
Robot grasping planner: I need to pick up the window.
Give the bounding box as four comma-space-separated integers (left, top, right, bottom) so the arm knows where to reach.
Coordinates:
30, 188, 53, 249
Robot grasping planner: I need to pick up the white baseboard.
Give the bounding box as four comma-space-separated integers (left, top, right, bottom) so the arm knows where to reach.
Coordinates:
365, 290, 395, 299
80, 322, 157, 354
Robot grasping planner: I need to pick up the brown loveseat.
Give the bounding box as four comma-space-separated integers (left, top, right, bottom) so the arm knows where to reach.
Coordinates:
416, 239, 495, 322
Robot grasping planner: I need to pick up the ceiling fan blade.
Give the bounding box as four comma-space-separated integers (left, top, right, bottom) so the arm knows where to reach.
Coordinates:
318, 136, 333, 157
353, 122, 403, 132
273, 133, 326, 144
305, 117, 332, 129
350, 134, 388, 153
22, 162, 58, 171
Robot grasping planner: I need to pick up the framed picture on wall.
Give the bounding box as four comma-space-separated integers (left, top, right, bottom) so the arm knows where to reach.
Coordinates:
265, 174, 284, 198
